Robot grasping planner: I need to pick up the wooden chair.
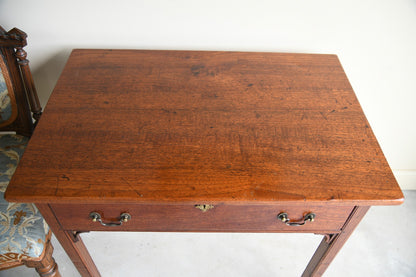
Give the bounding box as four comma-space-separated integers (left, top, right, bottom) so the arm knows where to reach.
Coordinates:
0, 26, 60, 277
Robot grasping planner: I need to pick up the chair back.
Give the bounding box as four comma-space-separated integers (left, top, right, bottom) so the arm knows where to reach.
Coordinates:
0, 26, 41, 136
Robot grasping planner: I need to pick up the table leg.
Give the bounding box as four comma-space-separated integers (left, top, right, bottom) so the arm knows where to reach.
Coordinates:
302, 206, 370, 277
37, 204, 101, 277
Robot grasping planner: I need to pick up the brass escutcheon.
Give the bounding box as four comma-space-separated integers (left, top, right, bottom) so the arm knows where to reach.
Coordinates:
195, 204, 214, 212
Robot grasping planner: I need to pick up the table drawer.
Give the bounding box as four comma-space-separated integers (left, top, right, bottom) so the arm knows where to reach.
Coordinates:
51, 203, 354, 233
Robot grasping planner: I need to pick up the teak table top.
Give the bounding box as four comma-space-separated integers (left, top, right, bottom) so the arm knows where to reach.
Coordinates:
6, 49, 403, 206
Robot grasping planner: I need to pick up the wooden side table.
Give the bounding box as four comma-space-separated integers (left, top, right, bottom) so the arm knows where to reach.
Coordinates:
6, 50, 403, 276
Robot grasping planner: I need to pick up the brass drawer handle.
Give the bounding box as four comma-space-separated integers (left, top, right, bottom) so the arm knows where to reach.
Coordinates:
89, 212, 131, 227
277, 212, 315, 226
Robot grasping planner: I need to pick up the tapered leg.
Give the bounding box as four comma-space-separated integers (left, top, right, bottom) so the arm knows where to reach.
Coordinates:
23, 237, 60, 277
36, 204, 101, 277
302, 206, 370, 277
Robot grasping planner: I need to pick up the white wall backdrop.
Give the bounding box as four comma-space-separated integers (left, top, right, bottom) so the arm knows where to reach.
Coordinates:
1, 0, 415, 189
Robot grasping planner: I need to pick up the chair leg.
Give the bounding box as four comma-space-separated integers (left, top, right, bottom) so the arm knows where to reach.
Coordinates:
22, 238, 61, 277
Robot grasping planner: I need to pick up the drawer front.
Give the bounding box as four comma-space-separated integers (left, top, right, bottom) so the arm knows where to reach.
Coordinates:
51, 203, 354, 233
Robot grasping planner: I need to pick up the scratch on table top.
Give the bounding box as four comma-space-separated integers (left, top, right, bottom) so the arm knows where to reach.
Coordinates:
122, 177, 144, 197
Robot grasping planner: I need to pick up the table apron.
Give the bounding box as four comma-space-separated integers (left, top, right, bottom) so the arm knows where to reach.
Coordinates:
50, 203, 354, 233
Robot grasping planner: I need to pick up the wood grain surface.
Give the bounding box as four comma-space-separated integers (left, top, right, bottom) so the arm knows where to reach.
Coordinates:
5, 50, 403, 205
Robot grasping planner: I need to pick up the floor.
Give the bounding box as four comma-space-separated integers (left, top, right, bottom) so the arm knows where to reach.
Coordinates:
1, 191, 415, 277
